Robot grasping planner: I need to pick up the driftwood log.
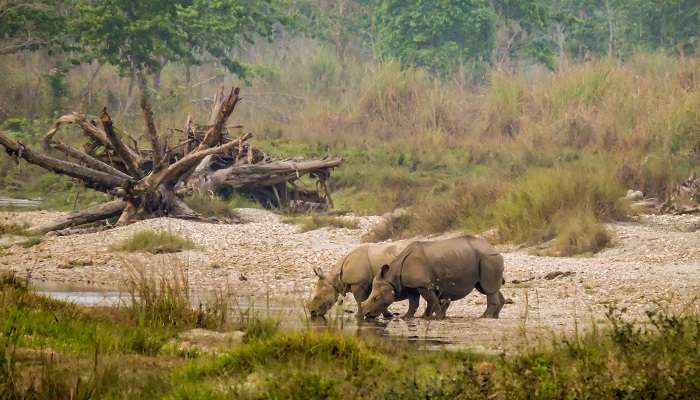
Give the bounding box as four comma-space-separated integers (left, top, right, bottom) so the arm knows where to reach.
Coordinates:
0, 87, 342, 233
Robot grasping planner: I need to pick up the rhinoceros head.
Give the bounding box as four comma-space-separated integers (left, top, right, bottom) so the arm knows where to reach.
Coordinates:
361, 265, 395, 318
306, 267, 338, 319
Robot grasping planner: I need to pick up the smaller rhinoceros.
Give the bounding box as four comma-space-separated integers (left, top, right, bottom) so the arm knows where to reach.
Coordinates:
307, 240, 413, 319
360, 236, 505, 319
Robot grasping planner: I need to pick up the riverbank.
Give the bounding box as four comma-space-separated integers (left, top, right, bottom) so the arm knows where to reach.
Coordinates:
1, 209, 699, 352
1, 273, 698, 399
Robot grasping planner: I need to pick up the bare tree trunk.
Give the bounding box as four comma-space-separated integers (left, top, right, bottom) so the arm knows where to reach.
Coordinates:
605, 0, 615, 58
153, 67, 161, 90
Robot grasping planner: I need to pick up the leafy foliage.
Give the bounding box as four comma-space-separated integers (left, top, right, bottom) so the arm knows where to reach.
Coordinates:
375, 0, 496, 73
69, 0, 290, 76
492, 0, 556, 69
0, 0, 67, 55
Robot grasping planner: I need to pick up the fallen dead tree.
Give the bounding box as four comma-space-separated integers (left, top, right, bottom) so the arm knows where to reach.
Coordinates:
0, 87, 342, 234
661, 173, 700, 214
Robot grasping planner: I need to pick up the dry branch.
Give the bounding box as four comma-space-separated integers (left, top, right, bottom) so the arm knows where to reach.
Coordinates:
45, 112, 111, 147
196, 87, 240, 152
29, 199, 127, 234
100, 108, 143, 177
138, 73, 164, 168
0, 130, 132, 191
47, 140, 132, 180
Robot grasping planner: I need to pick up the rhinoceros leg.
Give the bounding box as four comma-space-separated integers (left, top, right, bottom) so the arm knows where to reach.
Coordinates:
350, 283, 370, 319
402, 292, 420, 319
417, 288, 441, 319
438, 298, 451, 319
481, 290, 505, 318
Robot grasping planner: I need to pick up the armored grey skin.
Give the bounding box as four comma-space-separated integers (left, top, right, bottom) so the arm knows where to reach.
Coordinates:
360, 236, 506, 320
307, 240, 414, 319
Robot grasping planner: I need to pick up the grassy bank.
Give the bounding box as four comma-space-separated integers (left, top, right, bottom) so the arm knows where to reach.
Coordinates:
0, 273, 698, 399
2, 53, 700, 253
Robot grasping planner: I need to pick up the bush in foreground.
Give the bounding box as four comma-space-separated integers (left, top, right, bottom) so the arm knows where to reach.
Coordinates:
169, 306, 700, 399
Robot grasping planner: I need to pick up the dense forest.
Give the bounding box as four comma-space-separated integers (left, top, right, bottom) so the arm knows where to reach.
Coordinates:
1, 0, 700, 254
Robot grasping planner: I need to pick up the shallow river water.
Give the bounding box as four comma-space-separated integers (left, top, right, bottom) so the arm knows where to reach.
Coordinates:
32, 280, 543, 353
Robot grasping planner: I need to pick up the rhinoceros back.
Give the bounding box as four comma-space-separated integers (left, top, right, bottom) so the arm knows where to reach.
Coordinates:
341, 241, 413, 286
401, 236, 503, 298
337, 245, 372, 285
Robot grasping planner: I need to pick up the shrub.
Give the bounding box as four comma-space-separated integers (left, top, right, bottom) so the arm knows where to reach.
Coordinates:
554, 210, 611, 256
123, 261, 231, 331
492, 161, 627, 252
362, 210, 414, 242
533, 210, 612, 256
111, 230, 197, 254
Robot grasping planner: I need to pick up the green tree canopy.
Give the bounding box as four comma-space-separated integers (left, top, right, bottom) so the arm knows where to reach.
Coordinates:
625, 0, 700, 56
550, 0, 700, 60
375, 0, 496, 74
69, 0, 290, 77
492, 0, 556, 69
0, 0, 67, 55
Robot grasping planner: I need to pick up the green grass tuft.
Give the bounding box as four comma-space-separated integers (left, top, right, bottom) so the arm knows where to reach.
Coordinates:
18, 235, 42, 248
183, 191, 240, 220
283, 214, 359, 232
226, 192, 260, 209
0, 221, 31, 236
111, 229, 197, 254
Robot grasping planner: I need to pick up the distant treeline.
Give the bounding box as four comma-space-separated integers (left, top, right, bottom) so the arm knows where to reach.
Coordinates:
2, 0, 699, 78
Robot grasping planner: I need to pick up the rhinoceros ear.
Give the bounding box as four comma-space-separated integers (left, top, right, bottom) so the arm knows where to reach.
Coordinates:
313, 267, 325, 280
379, 264, 390, 278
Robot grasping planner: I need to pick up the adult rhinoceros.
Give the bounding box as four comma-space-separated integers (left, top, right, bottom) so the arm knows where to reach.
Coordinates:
306, 240, 414, 319
360, 236, 506, 319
